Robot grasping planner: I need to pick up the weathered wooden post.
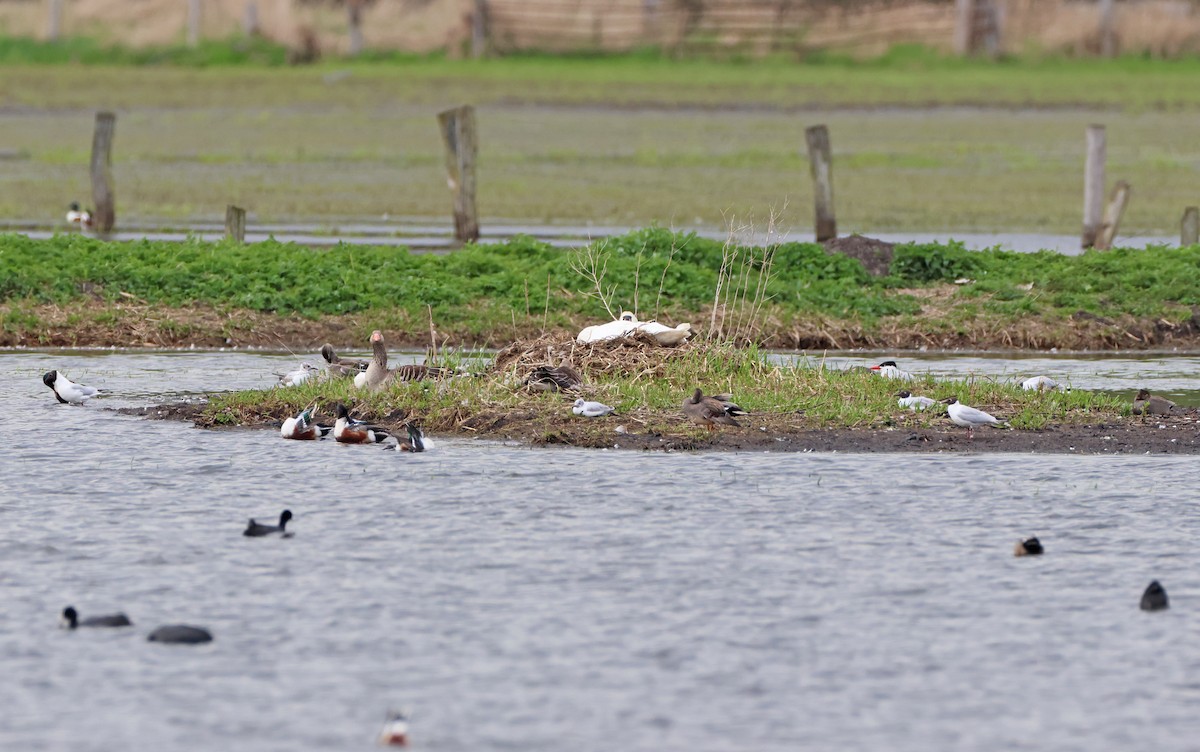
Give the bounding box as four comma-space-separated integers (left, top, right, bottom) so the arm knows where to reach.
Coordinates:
471, 0, 488, 59
1098, 0, 1116, 58
243, 1, 260, 36
1082, 124, 1106, 249
1095, 180, 1130, 251
90, 112, 116, 234
805, 124, 836, 242
187, 0, 202, 47
1181, 207, 1198, 246
953, 0, 976, 55
437, 105, 480, 244
347, 0, 364, 56
47, 0, 64, 41
225, 205, 246, 242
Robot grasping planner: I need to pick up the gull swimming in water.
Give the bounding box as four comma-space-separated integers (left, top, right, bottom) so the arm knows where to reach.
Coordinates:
942, 397, 1004, 438
572, 398, 616, 418
895, 390, 936, 411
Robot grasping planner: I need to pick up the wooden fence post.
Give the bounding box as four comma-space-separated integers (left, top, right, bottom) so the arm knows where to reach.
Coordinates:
437, 105, 480, 244
471, 0, 488, 59
1095, 180, 1130, 251
47, 0, 64, 41
805, 124, 836, 242
953, 0, 975, 55
243, 1, 260, 36
225, 205, 246, 242
1098, 0, 1116, 58
1082, 124, 1106, 249
187, 0, 201, 47
90, 112, 116, 234
1181, 207, 1199, 246
347, 0, 364, 56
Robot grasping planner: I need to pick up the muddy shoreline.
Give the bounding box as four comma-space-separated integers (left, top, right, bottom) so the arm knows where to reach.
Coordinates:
118, 401, 1200, 454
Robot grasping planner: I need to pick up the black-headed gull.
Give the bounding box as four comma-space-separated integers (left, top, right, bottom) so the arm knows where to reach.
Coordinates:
895, 390, 936, 411
572, 398, 616, 417
332, 403, 391, 444
1021, 375, 1061, 392
42, 370, 100, 405
1013, 536, 1043, 556
870, 360, 914, 381
243, 510, 293, 537
278, 362, 319, 387
942, 397, 1003, 437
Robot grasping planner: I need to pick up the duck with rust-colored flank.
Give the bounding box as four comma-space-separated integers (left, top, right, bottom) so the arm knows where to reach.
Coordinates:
244, 509, 293, 537
61, 606, 132, 629
333, 403, 391, 444
378, 709, 411, 746
320, 343, 368, 378
384, 423, 433, 453
1013, 537, 1044, 556
280, 407, 331, 440
1132, 388, 1176, 416
682, 388, 747, 430
66, 202, 93, 228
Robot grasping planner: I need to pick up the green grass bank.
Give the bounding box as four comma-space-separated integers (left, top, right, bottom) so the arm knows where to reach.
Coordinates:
3, 230, 1200, 351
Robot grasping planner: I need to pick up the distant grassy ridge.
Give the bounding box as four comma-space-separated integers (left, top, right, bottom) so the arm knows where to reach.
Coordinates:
3, 231, 1200, 349
3, 39, 1200, 109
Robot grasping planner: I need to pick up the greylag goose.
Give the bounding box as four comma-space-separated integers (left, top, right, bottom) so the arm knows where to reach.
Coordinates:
320, 343, 368, 378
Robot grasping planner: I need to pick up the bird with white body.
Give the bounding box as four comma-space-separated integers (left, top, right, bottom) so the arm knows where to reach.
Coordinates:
572, 398, 616, 418
942, 397, 1005, 438
1021, 375, 1062, 392
42, 370, 100, 405
278, 362, 319, 387
895, 390, 936, 411
870, 360, 915, 381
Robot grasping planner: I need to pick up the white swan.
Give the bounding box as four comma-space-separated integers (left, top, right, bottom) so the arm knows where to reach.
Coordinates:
577, 311, 693, 345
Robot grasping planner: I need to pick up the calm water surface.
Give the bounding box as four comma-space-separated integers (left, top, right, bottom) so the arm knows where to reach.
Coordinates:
2, 350, 1200, 751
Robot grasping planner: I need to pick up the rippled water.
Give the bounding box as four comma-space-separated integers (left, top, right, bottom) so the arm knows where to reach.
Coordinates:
3, 351, 1200, 751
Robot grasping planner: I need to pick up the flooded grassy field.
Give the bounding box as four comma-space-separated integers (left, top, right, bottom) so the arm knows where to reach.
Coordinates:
1, 68, 1198, 233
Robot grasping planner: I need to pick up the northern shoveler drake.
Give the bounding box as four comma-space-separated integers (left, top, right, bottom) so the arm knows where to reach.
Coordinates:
941, 397, 1004, 438
385, 422, 432, 453
1132, 388, 1176, 416
896, 390, 936, 411
1013, 536, 1044, 556
147, 624, 213, 644
278, 362, 319, 387
870, 360, 915, 381
524, 362, 582, 393
61, 606, 132, 629
333, 402, 391, 444
66, 202, 94, 228
319, 343, 368, 378
42, 370, 100, 405
280, 407, 331, 440
572, 398, 615, 417
243, 509, 293, 537
378, 709, 410, 746
682, 388, 747, 430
